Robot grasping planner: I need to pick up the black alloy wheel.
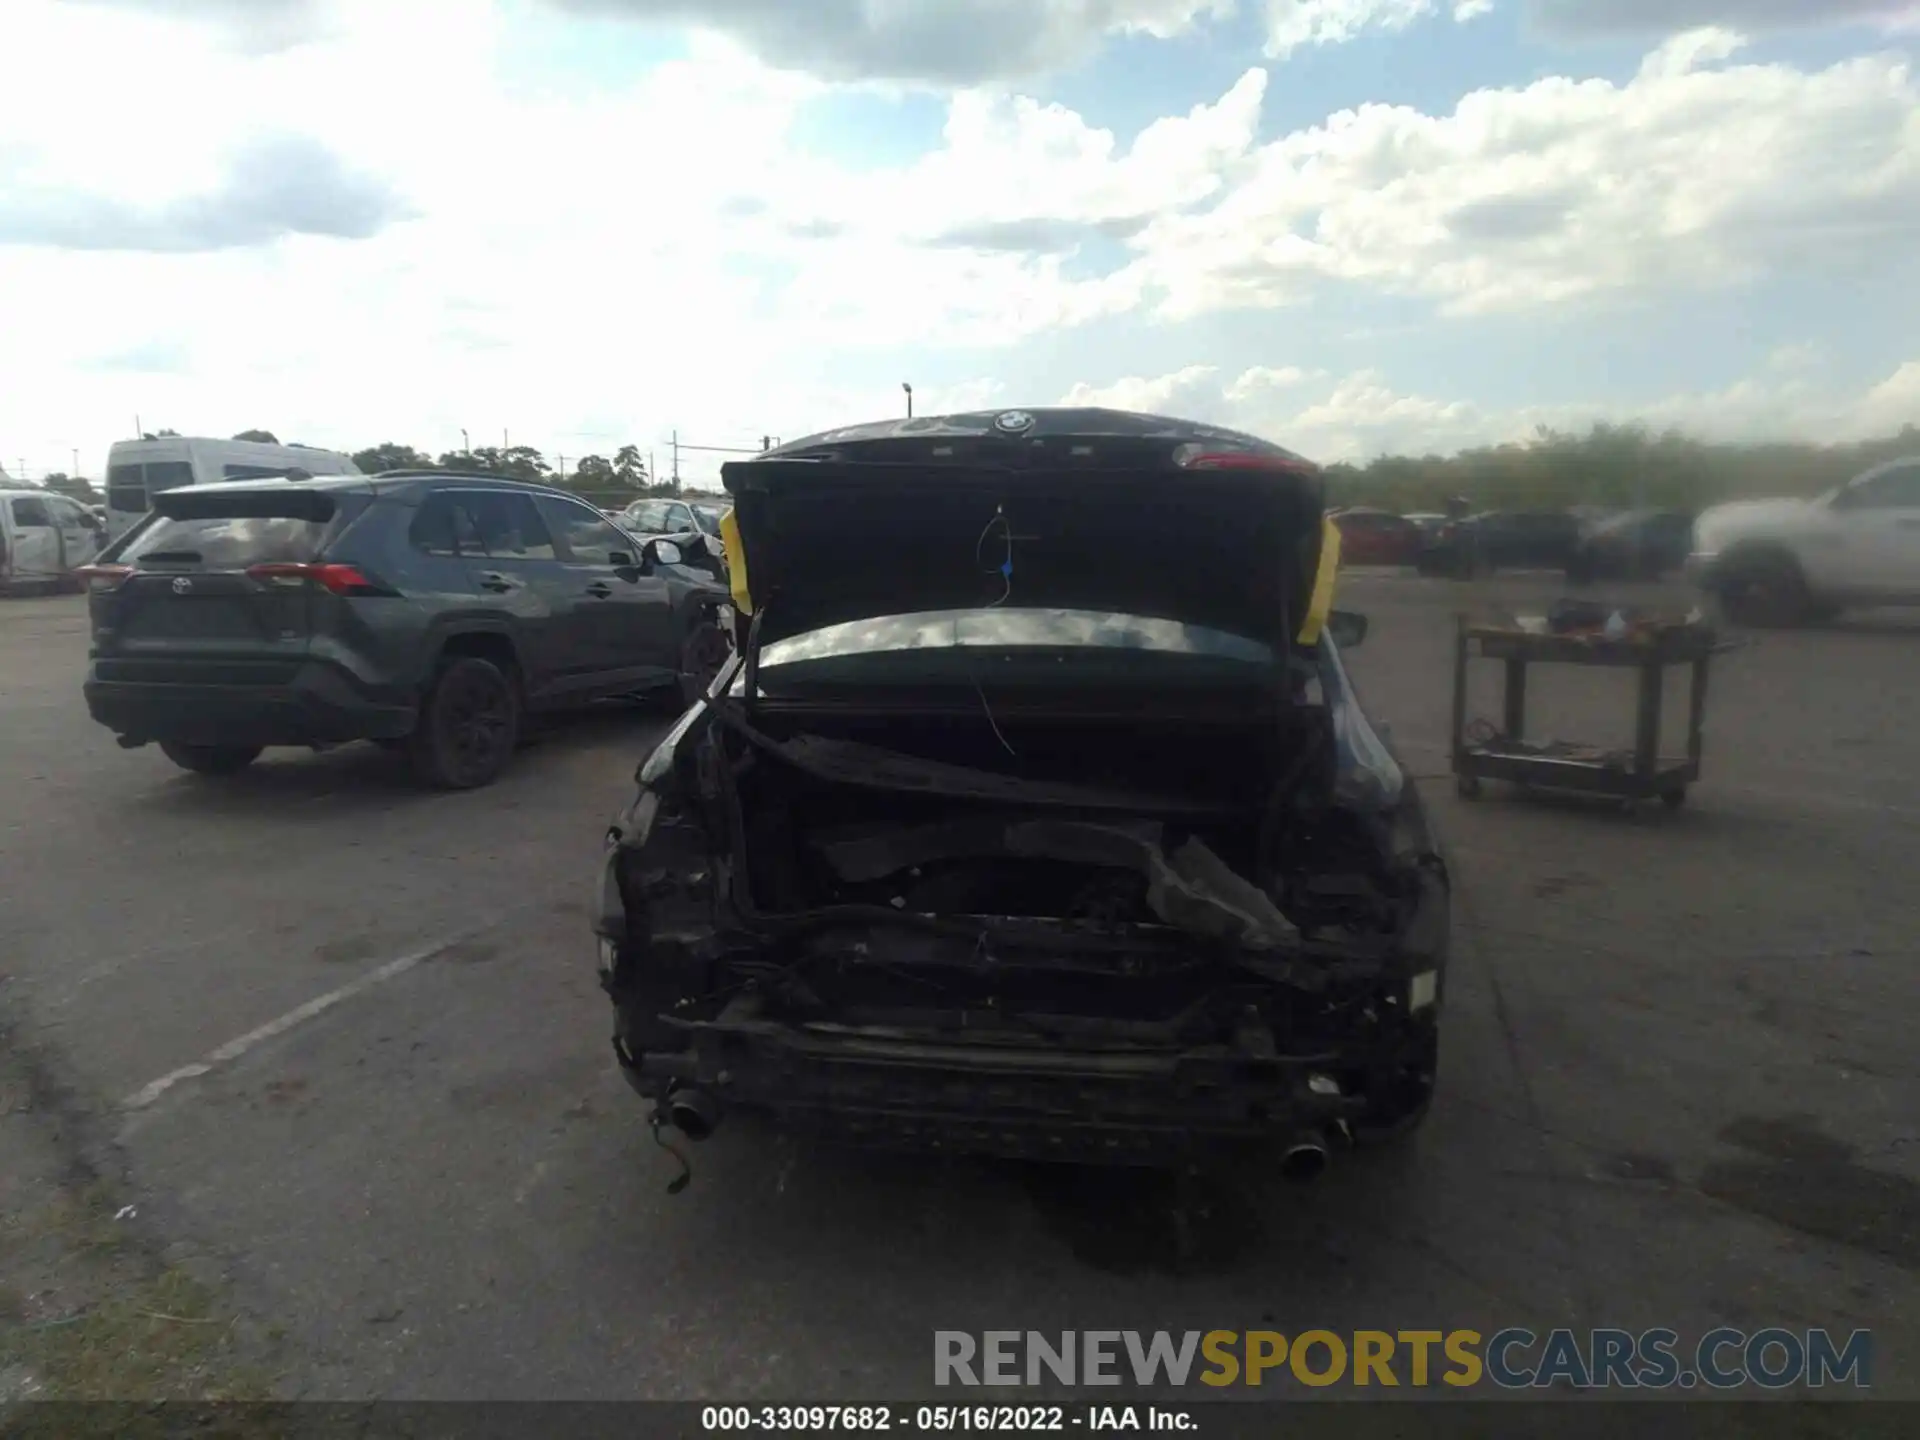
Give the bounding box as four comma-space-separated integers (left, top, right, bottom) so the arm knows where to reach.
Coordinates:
411, 656, 520, 789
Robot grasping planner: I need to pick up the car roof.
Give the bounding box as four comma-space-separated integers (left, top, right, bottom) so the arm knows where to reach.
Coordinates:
168, 471, 598, 501
1852, 454, 1920, 482
759, 406, 1315, 468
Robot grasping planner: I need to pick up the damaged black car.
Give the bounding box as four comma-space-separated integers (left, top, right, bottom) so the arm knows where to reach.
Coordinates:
592, 408, 1449, 1178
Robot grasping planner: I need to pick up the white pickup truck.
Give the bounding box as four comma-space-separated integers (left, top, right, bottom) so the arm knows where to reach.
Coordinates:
1688, 455, 1920, 626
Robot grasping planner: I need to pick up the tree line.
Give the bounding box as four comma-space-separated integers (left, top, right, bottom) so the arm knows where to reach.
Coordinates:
29, 417, 1920, 514
34, 432, 685, 507
1323, 419, 1920, 514
344, 440, 680, 500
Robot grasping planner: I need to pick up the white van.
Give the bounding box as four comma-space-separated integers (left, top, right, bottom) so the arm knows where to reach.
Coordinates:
104, 436, 362, 542
1, 488, 105, 592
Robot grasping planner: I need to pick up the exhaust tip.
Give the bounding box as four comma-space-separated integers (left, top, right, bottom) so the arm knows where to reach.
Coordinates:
666, 1088, 721, 1142
1279, 1135, 1331, 1182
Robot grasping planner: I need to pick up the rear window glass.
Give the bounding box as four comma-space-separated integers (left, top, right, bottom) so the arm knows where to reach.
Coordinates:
119, 506, 337, 568
408, 494, 486, 557
463, 491, 557, 561
623, 501, 671, 531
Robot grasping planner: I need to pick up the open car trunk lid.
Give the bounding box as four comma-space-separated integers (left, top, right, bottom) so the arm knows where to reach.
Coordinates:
719, 410, 1328, 652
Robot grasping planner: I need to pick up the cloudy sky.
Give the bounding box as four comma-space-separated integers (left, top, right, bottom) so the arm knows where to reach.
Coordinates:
2, 0, 1917, 486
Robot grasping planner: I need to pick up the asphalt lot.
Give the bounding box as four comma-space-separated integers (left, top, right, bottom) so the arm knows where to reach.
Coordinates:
2, 574, 1917, 1400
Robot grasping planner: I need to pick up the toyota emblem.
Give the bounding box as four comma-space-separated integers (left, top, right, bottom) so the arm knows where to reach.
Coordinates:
171, 576, 193, 594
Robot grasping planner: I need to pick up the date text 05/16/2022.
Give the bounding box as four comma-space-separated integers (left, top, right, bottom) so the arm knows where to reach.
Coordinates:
700, 1405, 1194, 1432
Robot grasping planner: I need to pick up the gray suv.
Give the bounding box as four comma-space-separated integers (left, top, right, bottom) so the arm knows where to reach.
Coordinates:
81, 472, 733, 788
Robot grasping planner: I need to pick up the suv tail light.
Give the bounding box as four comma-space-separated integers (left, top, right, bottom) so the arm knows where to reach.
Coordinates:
76, 563, 133, 593
1173, 447, 1318, 476
246, 562, 393, 597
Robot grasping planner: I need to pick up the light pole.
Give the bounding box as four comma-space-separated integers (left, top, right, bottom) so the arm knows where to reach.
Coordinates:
460, 428, 470, 456
902, 382, 913, 418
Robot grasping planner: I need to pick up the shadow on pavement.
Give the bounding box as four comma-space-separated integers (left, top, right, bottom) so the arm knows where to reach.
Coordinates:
115, 697, 676, 817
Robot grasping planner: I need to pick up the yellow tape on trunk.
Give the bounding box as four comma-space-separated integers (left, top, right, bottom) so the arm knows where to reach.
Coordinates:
719, 507, 752, 616
1296, 515, 1340, 646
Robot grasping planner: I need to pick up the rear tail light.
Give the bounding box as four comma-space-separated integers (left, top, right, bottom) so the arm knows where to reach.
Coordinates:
1173, 446, 1319, 476
246, 562, 392, 596
76, 563, 133, 593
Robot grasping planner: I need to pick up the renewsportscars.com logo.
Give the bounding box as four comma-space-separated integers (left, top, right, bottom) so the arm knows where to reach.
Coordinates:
934, 1328, 1873, 1391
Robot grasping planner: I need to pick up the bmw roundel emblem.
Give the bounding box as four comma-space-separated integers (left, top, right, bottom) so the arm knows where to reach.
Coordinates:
993, 410, 1036, 434
171, 576, 193, 594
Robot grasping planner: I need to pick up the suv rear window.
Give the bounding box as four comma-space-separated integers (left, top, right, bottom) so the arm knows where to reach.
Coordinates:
119, 495, 340, 568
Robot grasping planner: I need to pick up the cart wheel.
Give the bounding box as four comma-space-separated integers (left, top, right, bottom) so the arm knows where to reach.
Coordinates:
1455, 773, 1481, 800
1662, 788, 1687, 810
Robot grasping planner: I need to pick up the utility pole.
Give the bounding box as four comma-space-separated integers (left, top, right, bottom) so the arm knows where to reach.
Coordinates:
902, 382, 913, 418
72, 448, 80, 476
671, 430, 680, 489
460, 428, 470, 455
135, 414, 142, 439
503, 428, 509, 454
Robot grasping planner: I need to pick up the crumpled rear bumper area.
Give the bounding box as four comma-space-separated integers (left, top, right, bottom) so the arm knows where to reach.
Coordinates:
619, 993, 1368, 1164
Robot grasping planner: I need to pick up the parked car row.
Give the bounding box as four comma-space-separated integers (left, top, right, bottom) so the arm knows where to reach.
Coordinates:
1330, 503, 1696, 582
1328, 449, 1920, 626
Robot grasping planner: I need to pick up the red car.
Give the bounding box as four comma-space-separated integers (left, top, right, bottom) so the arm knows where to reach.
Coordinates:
1331, 507, 1421, 566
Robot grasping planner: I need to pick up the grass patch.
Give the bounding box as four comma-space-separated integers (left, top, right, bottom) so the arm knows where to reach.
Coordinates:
0, 1265, 269, 1402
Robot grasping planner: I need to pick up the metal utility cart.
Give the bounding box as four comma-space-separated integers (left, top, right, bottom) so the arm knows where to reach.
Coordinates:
1450, 614, 1721, 810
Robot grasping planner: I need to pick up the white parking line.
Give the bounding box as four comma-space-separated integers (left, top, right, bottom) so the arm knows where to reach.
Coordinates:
120, 922, 496, 1112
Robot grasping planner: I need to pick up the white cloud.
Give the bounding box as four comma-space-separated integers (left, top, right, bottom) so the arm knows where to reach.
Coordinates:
1527, 0, 1919, 41
1058, 365, 1220, 411
1125, 29, 1920, 319
2, 0, 1916, 491
544, 0, 1236, 85
60, 0, 333, 52
1261, 0, 1491, 59
1850, 362, 1920, 438
1227, 365, 1323, 400
1075, 356, 1920, 462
